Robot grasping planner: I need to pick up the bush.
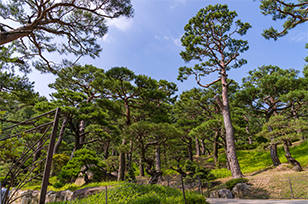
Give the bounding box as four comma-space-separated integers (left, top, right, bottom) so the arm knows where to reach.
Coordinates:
183, 160, 215, 183
58, 149, 106, 184
225, 178, 249, 190
236, 143, 258, 150
52, 153, 69, 176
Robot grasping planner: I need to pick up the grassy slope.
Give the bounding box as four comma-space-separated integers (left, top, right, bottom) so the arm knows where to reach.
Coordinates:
208, 141, 308, 179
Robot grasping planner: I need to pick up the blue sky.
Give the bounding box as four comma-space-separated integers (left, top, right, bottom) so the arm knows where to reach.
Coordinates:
27, 0, 308, 98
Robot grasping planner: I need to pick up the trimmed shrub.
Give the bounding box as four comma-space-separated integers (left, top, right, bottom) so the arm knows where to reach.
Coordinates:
225, 178, 249, 190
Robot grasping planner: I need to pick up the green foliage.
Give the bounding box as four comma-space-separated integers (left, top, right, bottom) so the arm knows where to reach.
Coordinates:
0, 1, 133, 72
125, 167, 136, 182
183, 160, 215, 182
178, 3, 251, 82
236, 143, 258, 150
259, 0, 308, 40
58, 149, 106, 184
50, 183, 208, 204
225, 178, 249, 189
52, 154, 70, 176
211, 141, 308, 178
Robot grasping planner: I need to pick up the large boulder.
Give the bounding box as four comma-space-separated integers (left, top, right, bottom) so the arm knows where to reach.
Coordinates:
218, 189, 233, 198
231, 183, 250, 198
45, 190, 73, 203
209, 190, 220, 198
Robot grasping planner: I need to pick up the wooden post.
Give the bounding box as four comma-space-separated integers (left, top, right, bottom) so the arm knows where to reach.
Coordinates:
39, 108, 60, 204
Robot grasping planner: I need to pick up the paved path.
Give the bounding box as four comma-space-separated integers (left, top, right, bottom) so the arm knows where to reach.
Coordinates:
207, 198, 308, 204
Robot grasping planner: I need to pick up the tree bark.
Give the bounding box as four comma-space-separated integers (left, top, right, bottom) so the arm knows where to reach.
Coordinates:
270, 143, 281, 166
267, 123, 281, 166
214, 71, 243, 178
283, 140, 303, 171
139, 157, 144, 176
188, 138, 193, 161
195, 137, 201, 156
117, 138, 126, 181
53, 117, 68, 155
200, 139, 206, 155
213, 131, 219, 168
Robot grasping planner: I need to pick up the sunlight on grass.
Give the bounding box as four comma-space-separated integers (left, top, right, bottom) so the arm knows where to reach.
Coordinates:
210, 141, 308, 178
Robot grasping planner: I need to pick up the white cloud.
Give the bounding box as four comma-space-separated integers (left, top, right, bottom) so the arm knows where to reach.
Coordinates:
172, 36, 181, 46
155, 36, 160, 40
107, 17, 133, 32
102, 33, 113, 43
164, 36, 170, 40
170, 0, 186, 9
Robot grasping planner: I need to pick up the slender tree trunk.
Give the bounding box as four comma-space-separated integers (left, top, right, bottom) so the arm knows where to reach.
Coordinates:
139, 157, 144, 176
112, 148, 117, 156
214, 72, 243, 178
187, 138, 193, 161
200, 139, 206, 155
283, 140, 303, 171
195, 137, 201, 156
53, 117, 68, 155
213, 131, 219, 168
117, 138, 126, 181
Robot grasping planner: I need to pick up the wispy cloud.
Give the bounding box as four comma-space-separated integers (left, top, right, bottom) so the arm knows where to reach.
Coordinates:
155, 31, 182, 47
107, 17, 134, 32
170, 0, 186, 9
102, 33, 113, 43
283, 30, 307, 43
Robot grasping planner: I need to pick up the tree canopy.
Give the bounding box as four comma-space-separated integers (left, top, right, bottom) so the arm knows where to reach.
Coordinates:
0, 0, 133, 73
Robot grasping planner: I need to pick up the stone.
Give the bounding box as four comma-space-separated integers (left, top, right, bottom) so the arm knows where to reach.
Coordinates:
71, 186, 106, 200
210, 190, 220, 198
231, 183, 250, 198
218, 189, 233, 198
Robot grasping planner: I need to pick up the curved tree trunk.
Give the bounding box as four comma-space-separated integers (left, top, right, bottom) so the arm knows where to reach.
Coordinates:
283, 140, 303, 171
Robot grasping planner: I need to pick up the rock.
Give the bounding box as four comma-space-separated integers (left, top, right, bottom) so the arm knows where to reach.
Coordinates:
11, 189, 73, 204
71, 186, 106, 200
218, 189, 233, 198
210, 190, 220, 198
232, 183, 250, 198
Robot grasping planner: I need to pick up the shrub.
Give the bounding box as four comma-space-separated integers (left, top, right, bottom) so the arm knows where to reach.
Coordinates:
58, 149, 106, 184
52, 153, 69, 176
183, 160, 215, 183
225, 178, 249, 190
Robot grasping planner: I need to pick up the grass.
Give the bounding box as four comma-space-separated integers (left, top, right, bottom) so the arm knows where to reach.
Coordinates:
22, 176, 123, 192
49, 183, 209, 204
208, 141, 308, 179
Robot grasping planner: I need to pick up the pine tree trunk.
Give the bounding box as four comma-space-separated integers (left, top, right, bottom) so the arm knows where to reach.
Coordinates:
270, 143, 281, 166
283, 140, 303, 171
139, 157, 144, 176
213, 131, 219, 168
117, 138, 126, 181
188, 138, 193, 161
200, 139, 206, 155
195, 137, 201, 156
53, 117, 68, 155
215, 71, 243, 178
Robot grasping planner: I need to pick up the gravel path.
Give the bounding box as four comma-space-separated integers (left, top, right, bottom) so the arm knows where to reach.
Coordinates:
207, 198, 308, 204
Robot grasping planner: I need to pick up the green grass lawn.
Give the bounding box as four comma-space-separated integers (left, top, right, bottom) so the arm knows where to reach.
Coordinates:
50, 183, 209, 204
208, 141, 308, 178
